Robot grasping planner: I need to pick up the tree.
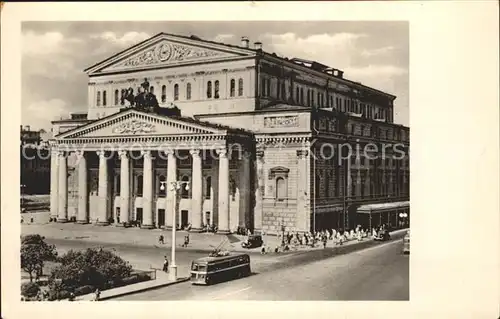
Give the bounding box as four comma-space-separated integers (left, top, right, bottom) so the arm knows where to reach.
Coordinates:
50, 247, 132, 291
21, 234, 57, 282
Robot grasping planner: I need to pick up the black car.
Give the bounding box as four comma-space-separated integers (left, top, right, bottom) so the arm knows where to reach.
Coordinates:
241, 235, 264, 249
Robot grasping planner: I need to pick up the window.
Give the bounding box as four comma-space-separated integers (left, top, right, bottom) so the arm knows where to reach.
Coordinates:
307, 90, 310, 106
276, 177, 286, 200
296, 87, 300, 103
149, 86, 154, 94
261, 78, 266, 96
230, 79, 235, 97
330, 95, 333, 108
181, 176, 190, 198
266, 79, 271, 97
207, 81, 212, 98
115, 174, 121, 196
103, 91, 107, 106
214, 80, 220, 99
205, 176, 211, 199
186, 83, 192, 100
96, 91, 101, 106
174, 84, 179, 101
114, 90, 119, 105
158, 175, 166, 196
161, 85, 167, 102
277, 81, 281, 99
281, 81, 286, 99
238, 78, 244, 96
136, 175, 143, 196
317, 92, 321, 107
315, 175, 321, 199
300, 88, 304, 104
120, 89, 126, 105
324, 173, 330, 197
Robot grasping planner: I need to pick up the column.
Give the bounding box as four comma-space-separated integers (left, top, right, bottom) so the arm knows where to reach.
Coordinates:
296, 149, 308, 232
190, 149, 203, 231
97, 151, 109, 225
76, 151, 89, 224
238, 151, 251, 228
141, 150, 154, 229
57, 151, 68, 222
253, 149, 264, 231
50, 149, 59, 218
119, 150, 130, 226
217, 149, 230, 234
165, 150, 177, 229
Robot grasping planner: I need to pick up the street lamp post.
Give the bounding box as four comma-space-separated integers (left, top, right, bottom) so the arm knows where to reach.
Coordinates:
160, 180, 190, 281
398, 211, 408, 228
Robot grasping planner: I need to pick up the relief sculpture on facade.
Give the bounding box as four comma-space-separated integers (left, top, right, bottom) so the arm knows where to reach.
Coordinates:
112, 119, 156, 135
264, 116, 299, 128
117, 41, 226, 69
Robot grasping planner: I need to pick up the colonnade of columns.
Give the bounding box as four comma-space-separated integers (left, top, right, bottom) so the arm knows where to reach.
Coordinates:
49, 148, 242, 234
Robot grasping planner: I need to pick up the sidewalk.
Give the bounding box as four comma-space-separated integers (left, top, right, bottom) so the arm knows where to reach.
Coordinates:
75, 272, 189, 301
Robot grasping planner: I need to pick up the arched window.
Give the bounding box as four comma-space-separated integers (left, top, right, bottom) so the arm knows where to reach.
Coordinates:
207, 81, 212, 98
96, 91, 101, 106
137, 175, 143, 196
114, 89, 119, 105
238, 78, 244, 96
102, 91, 107, 106
120, 89, 126, 105
186, 83, 192, 100
158, 175, 166, 196
181, 175, 190, 198
161, 85, 167, 102
174, 84, 179, 101
230, 79, 235, 97
205, 176, 211, 199
275, 177, 286, 201
149, 86, 154, 94
214, 80, 220, 99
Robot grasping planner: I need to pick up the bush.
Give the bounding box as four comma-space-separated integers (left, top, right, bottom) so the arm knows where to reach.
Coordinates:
74, 285, 94, 296
137, 272, 151, 281
21, 282, 40, 298
50, 247, 132, 291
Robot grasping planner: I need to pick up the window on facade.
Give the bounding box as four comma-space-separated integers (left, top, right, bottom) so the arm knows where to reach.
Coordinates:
158, 175, 166, 196
137, 175, 143, 196
214, 80, 220, 99
205, 176, 211, 199
174, 84, 179, 101
276, 177, 286, 201
102, 91, 107, 106
266, 79, 271, 97
296, 87, 300, 103
324, 173, 330, 197
115, 174, 121, 196
96, 91, 101, 106
281, 82, 286, 99
330, 96, 334, 108
317, 92, 321, 107
186, 83, 192, 100
277, 82, 281, 99
161, 85, 167, 102
181, 176, 190, 198
307, 90, 310, 106
230, 79, 235, 97
261, 78, 266, 96
120, 89, 126, 105
238, 78, 244, 96
300, 88, 304, 104
207, 81, 212, 98
114, 90, 119, 105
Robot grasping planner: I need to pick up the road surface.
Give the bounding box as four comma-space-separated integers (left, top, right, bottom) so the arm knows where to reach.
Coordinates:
115, 238, 409, 300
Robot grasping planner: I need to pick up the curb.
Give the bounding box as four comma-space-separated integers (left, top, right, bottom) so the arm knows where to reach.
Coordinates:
98, 277, 190, 301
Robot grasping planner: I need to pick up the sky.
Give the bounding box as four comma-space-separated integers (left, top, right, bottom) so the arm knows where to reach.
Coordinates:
21, 21, 409, 130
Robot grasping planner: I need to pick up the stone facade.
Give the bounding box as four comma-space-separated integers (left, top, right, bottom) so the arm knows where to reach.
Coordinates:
50, 32, 410, 235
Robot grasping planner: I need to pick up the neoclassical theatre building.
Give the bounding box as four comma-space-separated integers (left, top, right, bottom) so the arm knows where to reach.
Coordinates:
49, 32, 410, 234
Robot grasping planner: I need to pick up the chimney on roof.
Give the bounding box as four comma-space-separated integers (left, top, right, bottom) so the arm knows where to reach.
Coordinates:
254, 41, 262, 50
241, 36, 249, 48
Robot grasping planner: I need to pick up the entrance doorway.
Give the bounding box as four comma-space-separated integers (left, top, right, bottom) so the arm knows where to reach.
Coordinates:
181, 210, 188, 228
158, 209, 165, 228
136, 208, 143, 223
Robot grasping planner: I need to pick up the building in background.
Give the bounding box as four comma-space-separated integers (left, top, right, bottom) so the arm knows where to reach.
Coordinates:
49, 32, 409, 233
20, 126, 51, 195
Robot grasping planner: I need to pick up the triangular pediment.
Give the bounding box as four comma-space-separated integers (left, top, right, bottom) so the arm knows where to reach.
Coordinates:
57, 109, 225, 139
86, 33, 255, 75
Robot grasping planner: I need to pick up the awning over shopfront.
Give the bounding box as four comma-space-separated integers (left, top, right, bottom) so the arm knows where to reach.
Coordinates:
357, 201, 409, 214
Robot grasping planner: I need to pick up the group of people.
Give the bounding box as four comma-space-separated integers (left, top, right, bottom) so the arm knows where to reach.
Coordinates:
278, 224, 390, 249
158, 234, 190, 247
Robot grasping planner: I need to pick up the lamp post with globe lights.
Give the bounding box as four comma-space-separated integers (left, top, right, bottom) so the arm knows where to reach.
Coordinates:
399, 211, 409, 228
160, 180, 190, 281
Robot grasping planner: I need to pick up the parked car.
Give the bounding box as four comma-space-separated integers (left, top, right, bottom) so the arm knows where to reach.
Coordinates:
241, 235, 264, 249
402, 230, 410, 254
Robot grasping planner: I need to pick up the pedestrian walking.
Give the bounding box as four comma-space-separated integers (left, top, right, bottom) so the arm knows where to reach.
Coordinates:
163, 256, 169, 272
182, 234, 190, 247
158, 234, 164, 245
93, 289, 100, 301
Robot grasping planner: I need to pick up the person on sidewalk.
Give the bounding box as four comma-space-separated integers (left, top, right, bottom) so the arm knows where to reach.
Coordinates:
158, 234, 164, 245
182, 234, 190, 247
163, 256, 169, 273
93, 289, 100, 301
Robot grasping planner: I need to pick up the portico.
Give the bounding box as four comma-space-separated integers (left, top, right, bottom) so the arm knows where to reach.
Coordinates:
51, 108, 253, 234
